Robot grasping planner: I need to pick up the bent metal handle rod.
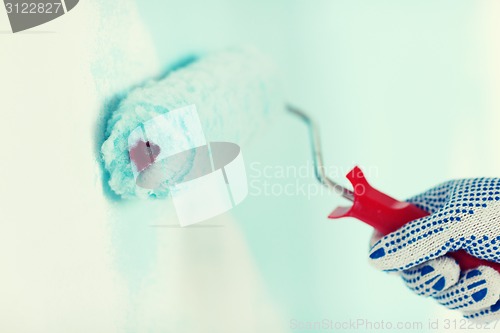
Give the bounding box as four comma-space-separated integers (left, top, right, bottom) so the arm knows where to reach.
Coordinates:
287, 105, 355, 202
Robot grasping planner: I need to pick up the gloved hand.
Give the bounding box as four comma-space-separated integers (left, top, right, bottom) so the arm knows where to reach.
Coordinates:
368, 177, 500, 322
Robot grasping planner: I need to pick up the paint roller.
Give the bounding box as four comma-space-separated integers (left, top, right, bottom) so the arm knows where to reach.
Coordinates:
101, 47, 282, 200
101, 46, 500, 272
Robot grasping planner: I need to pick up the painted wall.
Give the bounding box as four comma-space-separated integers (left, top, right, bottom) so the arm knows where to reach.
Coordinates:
137, 0, 500, 331
1, 0, 499, 332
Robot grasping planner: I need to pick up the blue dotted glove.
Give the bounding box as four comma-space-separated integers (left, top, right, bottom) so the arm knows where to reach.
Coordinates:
368, 178, 500, 322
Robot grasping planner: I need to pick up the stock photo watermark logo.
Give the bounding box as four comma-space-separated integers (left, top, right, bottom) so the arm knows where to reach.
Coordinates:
4, 0, 79, 33
248, 161, 378, 199
128, 104, 248, 227
289, 317, 499, 331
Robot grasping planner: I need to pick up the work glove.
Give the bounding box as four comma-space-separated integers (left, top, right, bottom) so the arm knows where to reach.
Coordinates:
368, 177, 500, 322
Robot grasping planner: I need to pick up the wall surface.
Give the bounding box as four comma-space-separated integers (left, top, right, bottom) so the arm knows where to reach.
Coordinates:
1, 1, 500, 332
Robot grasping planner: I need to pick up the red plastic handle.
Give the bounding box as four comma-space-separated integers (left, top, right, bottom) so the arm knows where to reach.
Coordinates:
329, 166, 500, 273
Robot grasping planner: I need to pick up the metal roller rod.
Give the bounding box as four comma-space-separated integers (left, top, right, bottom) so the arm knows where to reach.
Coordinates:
287, 105, 354, 202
